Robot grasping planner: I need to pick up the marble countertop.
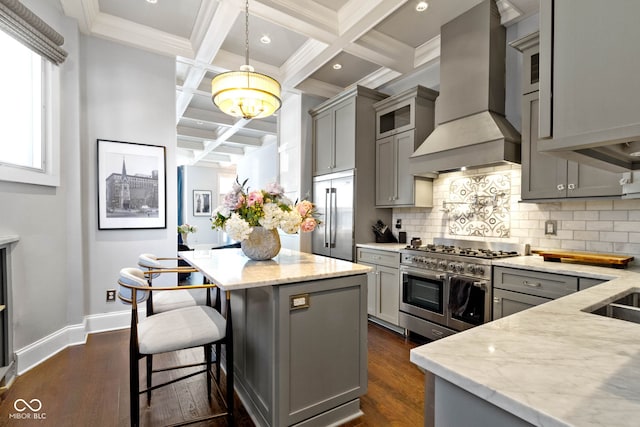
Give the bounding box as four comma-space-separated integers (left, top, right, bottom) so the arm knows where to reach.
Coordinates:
179, 248, 371, 291
356, 242, 407, 252
411, 256, 640, 426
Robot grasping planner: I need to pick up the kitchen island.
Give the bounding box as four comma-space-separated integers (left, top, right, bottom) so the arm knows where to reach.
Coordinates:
411, 255, 640, 427
179, 248, 370, 427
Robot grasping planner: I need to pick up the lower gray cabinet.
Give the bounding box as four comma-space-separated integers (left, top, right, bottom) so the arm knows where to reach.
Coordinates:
492, 266, 609, 320
357, 248, 400, 326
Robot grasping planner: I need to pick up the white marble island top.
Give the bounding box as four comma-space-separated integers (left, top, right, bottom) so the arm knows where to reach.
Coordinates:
411, 258, 640, 427
179, 248, 371, 291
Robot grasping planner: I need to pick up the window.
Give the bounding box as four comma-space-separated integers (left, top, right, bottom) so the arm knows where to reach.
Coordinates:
0, 29, 60, 186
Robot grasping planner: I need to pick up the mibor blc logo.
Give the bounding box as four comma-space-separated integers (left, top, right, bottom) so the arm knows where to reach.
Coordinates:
9, 398, 46, 420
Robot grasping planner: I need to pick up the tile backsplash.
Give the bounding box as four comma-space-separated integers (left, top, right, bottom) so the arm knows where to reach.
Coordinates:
392, 165, 640, 261
444, 172, 511, 238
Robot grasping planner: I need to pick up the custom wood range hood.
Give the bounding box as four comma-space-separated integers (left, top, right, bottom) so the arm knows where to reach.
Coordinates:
409, 0, 521, 176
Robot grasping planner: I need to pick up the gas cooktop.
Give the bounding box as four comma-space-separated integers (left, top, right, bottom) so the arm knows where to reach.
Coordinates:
402, 238, 523, 260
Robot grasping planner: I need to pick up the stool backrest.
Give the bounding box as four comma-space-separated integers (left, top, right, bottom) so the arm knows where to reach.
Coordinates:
118, 267, 150, 304
138, 254, 162, 279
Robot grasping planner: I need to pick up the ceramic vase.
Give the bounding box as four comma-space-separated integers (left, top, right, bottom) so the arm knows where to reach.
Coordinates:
241, 226, 281, 260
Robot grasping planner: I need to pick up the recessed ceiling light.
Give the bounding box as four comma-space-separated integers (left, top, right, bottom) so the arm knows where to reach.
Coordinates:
146, 0, 158, 4
196, 121, 204, 125
332, 63, 342, 70
416, 1, 428, 12
260, 35, 271, 44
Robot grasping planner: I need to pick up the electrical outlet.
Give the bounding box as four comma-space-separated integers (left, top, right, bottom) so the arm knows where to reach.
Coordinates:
395, 218, 402, 229
544, 220, 557, 236
106, 289, 116, 302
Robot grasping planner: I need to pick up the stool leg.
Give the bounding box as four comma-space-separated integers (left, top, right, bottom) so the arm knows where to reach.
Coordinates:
215, 343, 221, 384
205, 344, 212, 402
146, 355, 153, 405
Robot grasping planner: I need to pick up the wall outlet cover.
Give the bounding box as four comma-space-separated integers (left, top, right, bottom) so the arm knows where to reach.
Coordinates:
545, 220, 557, 235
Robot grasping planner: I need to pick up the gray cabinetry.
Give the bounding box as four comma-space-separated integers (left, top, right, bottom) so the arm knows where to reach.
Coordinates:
232, 274, 368, 427
311, 86, 386, 176
513, 33, 622, 201
538, 0, 640, 170
357, 247, 400, 326
492, 266, 607, 320
373, 86, 437, 207
310, 87, 392, 261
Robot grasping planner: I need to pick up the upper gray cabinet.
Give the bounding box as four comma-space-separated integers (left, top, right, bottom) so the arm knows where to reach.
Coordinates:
373, 86, 437, 207
538, 0, 640, 170
310, 86, 386, 176
513, 33, 623, 201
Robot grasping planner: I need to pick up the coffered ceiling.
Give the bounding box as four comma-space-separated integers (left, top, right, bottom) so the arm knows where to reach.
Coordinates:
60, 0, 538, 168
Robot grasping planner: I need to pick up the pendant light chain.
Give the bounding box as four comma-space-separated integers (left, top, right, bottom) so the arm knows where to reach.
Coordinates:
244, 0, 250, 67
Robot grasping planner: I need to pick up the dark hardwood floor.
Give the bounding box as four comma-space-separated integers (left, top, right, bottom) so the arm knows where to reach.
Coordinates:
0, 322, 425, 426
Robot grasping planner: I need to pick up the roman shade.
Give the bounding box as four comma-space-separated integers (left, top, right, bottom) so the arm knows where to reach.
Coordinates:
0, 0, 67, 64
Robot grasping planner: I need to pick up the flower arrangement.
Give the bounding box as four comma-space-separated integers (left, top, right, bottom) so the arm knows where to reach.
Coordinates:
177, 224, 198, 234
211, 178, 320, 242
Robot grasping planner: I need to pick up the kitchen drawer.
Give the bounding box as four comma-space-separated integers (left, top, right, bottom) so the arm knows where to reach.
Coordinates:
356, 248, 399, 269
493, 288, 551, 320
579, 277, 606, 291
493, 267, 578, 299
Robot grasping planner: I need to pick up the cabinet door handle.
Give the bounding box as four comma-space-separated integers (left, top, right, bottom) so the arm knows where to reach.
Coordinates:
568, 183, 576, 190
493, 297, 501, 304
557, 184, 565, 191
523, 280, 541, 288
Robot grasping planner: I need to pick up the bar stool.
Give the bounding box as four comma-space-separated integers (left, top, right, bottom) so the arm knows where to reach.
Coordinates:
138, 253, 211, 315
118, 268, 234, 426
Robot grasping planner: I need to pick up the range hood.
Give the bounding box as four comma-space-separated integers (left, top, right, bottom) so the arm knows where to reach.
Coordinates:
410, 0, 520, 176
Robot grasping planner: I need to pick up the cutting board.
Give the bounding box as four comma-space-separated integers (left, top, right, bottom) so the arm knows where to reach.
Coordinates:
531, 249, 634, 268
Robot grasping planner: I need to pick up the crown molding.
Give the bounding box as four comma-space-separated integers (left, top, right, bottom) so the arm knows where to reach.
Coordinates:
414, 34, 440, 68
89, 12, 194, 58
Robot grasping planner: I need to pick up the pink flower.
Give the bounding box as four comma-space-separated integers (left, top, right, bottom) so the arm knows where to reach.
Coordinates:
300, 217, 317, 232
296, 200, 313, 217
246, 191, 263, 207
236, 194, 245, 209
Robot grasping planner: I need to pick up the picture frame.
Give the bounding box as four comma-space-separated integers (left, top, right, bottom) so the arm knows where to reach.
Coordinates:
97, 139, 166, 229
193, 190, 212, 216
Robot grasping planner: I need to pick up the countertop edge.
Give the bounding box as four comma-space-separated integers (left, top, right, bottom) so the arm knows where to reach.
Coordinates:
356, 243, 406, 252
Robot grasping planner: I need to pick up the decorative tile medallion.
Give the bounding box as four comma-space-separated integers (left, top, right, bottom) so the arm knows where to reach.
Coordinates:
445, 173, 511, 237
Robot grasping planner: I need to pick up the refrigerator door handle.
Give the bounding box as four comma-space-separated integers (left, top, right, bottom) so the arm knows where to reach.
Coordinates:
324, 188, 331, 248
330, 187, 337, 248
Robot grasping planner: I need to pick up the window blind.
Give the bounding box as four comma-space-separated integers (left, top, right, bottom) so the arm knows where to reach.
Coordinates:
0, 0, 67, 65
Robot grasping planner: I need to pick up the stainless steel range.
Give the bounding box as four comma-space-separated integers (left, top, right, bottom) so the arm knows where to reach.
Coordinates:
399, 238, 522, 341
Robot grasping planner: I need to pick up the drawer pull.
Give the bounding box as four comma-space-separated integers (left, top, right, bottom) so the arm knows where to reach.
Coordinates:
523, 280, 541, 288
431, 329, 443, 337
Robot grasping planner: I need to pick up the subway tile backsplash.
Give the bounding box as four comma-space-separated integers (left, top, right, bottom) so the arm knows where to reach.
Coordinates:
392, 165, 640, 261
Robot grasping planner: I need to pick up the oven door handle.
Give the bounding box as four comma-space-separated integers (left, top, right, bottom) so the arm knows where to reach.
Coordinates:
449, 274, 489, 292
400, 268, 446, 282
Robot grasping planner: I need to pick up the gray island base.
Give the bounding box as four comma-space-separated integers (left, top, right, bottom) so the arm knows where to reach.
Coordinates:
180, 248, 370, 427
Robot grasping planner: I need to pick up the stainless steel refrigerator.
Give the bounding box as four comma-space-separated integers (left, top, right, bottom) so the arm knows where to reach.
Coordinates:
312, 171, 354, 261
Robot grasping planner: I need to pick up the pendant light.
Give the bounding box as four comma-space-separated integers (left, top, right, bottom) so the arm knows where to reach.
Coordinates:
211, 0, 281, 120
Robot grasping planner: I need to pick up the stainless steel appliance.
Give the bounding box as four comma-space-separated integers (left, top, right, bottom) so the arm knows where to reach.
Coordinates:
399, 238, 521, 341
312, 171, 354, 261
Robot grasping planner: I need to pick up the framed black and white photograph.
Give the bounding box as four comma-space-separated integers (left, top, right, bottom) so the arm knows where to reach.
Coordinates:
193, 190, 212, 216
97, 139, 166, 229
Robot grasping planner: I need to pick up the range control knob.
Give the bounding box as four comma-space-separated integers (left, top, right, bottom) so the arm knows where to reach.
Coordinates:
447, 262, 455, 271
475, 265, 485, 275
467, 264, 476, 274
438, 260, 447, 270
455, 263, 465, 273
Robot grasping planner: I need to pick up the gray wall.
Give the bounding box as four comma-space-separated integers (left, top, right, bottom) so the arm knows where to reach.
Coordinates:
0, 0, 81, 349
0, 0, 177, 352
81, 36, 177, 313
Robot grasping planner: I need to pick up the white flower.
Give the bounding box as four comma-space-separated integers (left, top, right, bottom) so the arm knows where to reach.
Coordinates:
224, 213, 253, 241
280, 209, 303, 234
212, 205, 230, 217
259, 203, 283, 230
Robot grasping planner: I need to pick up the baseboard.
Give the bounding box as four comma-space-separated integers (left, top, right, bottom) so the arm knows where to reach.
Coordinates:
15, 308, 142, 375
